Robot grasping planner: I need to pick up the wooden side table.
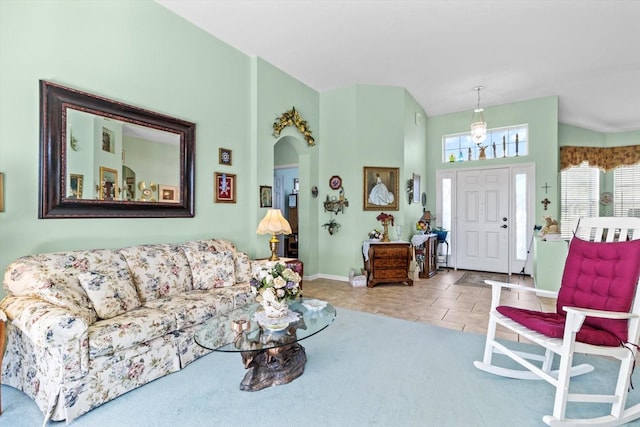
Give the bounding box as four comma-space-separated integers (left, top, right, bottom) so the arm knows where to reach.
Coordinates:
364, 242, 413, 287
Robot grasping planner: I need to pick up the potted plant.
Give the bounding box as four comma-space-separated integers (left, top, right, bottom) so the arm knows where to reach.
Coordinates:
322, 218, 341, 235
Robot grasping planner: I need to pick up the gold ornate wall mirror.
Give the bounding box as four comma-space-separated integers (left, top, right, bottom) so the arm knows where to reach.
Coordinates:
39, 80, 195, 218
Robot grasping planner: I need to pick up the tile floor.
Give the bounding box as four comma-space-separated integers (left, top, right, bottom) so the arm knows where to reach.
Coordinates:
302, 269, 557, 342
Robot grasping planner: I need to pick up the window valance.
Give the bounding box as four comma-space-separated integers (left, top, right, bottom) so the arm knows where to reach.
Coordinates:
560, 145, 640, 171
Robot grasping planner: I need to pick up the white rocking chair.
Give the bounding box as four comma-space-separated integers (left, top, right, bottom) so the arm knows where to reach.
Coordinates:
474, 217, 640, 426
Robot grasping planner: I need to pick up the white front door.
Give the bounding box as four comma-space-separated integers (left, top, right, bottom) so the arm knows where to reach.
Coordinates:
456, 168, 510, 272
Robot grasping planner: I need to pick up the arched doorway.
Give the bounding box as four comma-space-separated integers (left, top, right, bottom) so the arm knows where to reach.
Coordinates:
274, 136, 302, 258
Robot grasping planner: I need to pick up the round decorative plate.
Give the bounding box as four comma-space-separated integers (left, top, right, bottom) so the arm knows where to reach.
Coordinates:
600, 191, 613, 206
329, 175, 342, 190
311, 185, 319, 198
421, 192, 427, 207
302, 299, 328, 311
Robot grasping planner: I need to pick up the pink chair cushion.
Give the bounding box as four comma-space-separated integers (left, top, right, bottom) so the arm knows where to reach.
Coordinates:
498, 236, 640, 346
496, 306, 622, 346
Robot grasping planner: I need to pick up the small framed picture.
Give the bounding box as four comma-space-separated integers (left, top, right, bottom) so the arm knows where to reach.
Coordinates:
214, 172, 236, 203
159, 185, 179, 203
260, 185, 273, 207
0, 172, 4, 212
289, 193, 297, 208
99, 166, 118, 200
219, 148, 232, 166
102, 127, 114, 153
69, 173, 84, 199
412, 173, 420, 204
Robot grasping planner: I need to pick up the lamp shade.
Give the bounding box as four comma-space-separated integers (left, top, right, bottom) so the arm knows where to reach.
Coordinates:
470, 118, 487, 144
256, 209, 292, 235
422, 211, 432, 221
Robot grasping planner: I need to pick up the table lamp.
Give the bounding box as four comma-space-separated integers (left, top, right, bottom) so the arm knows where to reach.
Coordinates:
256, 209, 292, 261
421, 211, 432, 232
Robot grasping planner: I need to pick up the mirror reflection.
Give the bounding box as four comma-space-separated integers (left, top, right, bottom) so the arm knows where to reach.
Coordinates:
40, 80, 195, 218
66, 109, 180, 202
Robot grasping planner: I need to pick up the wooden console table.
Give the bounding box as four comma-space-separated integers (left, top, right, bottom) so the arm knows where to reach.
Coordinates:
411, 233, 437, 278
363, 242, 413, 287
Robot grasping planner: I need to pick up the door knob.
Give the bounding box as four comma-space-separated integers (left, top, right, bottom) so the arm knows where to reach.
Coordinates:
503, 217, 508, 221
501, 224, 508, 229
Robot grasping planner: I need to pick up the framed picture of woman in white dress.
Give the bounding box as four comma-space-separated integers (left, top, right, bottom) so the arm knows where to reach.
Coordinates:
363, 166, 399, 211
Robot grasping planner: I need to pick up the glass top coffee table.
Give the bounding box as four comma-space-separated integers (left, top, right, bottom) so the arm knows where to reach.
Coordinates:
195, 298, 336, 391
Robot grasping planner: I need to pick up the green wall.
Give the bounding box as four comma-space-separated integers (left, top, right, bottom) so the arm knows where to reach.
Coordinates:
1, 0, 633, 300
0, 0, 256, 291
559, 124, 639, 147
252, 57, 320, 272
318, 85, 428, 277
426, 96, 560, 220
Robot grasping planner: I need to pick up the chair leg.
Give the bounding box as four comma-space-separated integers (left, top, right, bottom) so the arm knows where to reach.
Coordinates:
610, 353, 635, 418
552, 349, 573, 421
481, 314, 498, 366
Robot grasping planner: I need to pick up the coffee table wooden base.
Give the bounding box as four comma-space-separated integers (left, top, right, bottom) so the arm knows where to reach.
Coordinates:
239, 343, 307, 391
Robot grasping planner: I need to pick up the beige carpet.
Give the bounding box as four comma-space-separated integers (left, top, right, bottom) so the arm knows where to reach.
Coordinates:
454, 271, 510, 288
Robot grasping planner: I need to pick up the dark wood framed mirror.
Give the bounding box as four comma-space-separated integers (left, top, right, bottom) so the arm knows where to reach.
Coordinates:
39, 80, 195, 218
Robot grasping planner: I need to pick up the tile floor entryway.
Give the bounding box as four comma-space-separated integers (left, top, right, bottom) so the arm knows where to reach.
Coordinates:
303, 269, 557, 342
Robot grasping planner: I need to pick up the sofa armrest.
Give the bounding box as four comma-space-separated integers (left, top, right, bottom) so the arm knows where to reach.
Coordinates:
1, 295, 88, 347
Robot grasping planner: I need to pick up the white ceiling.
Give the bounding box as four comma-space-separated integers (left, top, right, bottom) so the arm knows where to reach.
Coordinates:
156, 0, 640, 133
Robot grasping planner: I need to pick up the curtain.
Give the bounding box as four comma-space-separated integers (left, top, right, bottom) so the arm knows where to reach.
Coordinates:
560, 145, 640, 171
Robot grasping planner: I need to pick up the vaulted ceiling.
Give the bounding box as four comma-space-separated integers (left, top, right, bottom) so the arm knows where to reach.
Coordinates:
157, 0, 640, 133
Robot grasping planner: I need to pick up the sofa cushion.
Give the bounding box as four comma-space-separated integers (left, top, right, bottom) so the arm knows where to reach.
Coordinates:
182, 241, 236, 289
78, 270, 141, 319
234, 251, 251, 283
3, 255, 52, 296
144, 291, 236, 330
87, 306, 177, 358
18, 249, 129, 325
120, 244, 193, 303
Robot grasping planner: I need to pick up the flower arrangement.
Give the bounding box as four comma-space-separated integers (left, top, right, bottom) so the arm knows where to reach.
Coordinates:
368, 229, 383, 239
250, 262, 302, 304
376, 212, 394, 226
416, 220, 428, 231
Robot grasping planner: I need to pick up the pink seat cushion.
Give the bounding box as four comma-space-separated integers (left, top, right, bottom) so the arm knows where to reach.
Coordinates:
496, 306, 622, 346
498, 236, 640, 346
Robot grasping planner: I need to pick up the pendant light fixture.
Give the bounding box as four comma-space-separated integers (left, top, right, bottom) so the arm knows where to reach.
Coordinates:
470, 86, 487, 144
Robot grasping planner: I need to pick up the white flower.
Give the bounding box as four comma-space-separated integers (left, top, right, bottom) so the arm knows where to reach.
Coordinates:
273, 276, 286, 289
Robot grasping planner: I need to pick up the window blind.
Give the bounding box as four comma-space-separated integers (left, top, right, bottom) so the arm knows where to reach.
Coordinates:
560, 162, 599, 238
614, 164, 640, 217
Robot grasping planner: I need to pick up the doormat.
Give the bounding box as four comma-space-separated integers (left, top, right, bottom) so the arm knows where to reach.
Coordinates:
454, 271, 510, 289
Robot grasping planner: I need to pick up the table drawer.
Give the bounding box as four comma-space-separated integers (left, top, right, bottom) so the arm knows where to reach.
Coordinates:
373, 258, 407, 268
372, 269, 407, 280
372, 247, 408, 258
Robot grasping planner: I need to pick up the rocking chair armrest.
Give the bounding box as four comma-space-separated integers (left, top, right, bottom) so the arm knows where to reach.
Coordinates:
562, 306, 639, 321
484, 280, 558, 309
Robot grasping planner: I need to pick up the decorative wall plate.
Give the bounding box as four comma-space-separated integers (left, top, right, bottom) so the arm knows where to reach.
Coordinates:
329, 175, 342, 190
311, 185, 319, 198
600, 191, 613, 205
421, 192, 427, 207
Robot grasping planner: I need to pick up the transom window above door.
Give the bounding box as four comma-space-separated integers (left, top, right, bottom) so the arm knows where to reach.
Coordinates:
443, 125, 528, 163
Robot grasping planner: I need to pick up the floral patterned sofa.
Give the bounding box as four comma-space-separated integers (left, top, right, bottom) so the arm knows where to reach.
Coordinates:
0, 238, 264, 424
